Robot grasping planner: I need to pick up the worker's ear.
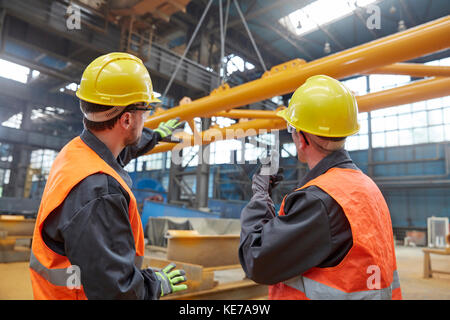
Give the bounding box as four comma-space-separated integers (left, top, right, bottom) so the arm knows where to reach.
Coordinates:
119, 111, 133, 130
294, 131, 308, 150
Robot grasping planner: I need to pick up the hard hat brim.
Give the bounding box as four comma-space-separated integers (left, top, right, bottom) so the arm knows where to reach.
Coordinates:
276, 106, 360, 138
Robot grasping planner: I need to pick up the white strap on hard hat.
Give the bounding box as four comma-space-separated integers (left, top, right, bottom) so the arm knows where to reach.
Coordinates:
81, 105, 126, 122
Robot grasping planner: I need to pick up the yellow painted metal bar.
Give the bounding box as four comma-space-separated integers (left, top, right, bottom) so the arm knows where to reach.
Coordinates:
212, 77, 450, 119
213, 108, 285, 119
145, 16, 450, 129
145, 77, 450, 155
364, 63, 450, 77
147, 118, 286, 154
357, 76, 450, 113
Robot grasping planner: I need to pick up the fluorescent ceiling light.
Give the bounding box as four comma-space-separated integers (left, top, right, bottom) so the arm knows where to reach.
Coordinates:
279, 0, 377, 36
0, 59, 30, 84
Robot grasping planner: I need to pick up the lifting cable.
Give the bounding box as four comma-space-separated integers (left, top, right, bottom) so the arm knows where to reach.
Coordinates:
162, 0, 214, 100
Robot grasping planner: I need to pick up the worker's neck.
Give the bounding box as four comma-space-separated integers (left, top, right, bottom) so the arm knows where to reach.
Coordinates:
90, 129, 125, 159
305, 151, 327, 170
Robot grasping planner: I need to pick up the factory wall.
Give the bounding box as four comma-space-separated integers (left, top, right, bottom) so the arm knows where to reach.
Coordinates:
128, 142, 450, 230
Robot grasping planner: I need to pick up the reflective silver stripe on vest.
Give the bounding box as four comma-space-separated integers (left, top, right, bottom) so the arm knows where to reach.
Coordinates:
30, 251, 144, 287
283, 270, 400, 300
29, 251, 73, 287
392, 270, 401, 290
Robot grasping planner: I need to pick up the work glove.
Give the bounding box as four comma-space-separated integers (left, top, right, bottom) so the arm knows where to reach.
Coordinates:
154, 117, 184, 141
252, 167, 284, 197
155, 263, 188, 297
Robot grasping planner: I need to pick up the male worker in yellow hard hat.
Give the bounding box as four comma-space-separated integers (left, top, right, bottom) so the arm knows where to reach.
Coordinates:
239, 75, 402, 300
29, 52, 187, 299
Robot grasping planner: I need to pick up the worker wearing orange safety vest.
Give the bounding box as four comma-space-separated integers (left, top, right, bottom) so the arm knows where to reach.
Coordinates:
239, 75, 402, 300
30, 53, 187, 299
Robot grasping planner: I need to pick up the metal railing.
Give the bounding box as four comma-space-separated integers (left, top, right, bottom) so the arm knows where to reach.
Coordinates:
0, 0, 220, 93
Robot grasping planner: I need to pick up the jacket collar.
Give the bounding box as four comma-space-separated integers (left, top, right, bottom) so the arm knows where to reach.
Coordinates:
297, 148, 357, 188
80, 129, 133, 188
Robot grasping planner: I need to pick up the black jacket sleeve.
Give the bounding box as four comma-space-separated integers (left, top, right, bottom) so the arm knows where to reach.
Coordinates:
42, 174, 161, 300
119, 127, 161, 166
239, 186, 352, 285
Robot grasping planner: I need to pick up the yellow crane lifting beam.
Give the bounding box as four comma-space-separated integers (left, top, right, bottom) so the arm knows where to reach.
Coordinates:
146, 76, 450, 155
364, 63, 450, 77
212, 77, 450, 118
145, 16, 450, 129
144, 16, 450, 155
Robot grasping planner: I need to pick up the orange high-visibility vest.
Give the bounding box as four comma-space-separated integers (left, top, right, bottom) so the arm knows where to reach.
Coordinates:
29, 136, 145, 300
269, 168, 402, 300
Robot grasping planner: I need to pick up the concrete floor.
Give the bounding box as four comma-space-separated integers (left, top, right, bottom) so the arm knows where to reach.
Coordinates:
0, 245, 449, 300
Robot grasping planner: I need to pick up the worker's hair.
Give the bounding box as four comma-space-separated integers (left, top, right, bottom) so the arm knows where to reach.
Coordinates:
79, 100, 135, 132
307, 133, 347, 154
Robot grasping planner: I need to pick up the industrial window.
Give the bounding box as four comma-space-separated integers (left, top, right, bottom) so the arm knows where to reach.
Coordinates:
345, 112, 369, 151
177, 117, 203, 167
2, 113, 22, 129
209, 132, 276, 165
342, 76, 368, 151
340, 58, 450, 151
59, 82, 79, 93
281, 143, 297, 158
0, 59, 30, 84
0, 169, 10, 197
223, 54, 255, 77
209, 139, 242, 165
124, 159, 136, 172
279, 0, 377, 37
30, 149, 58, 181
135, 153, 165, 171
370, 99, 450, 148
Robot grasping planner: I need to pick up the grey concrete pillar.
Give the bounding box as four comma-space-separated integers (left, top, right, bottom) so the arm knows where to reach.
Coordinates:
168, 150, 182, 204
3, 103, 33, 198
195, 118, 211, 209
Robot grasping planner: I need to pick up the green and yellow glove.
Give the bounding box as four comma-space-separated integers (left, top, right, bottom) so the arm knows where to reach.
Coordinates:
154, 118, 184, 139
155, 263, 188, 297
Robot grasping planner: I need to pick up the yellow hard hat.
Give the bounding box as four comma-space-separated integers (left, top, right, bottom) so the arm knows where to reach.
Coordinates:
76, 52, 161, 107
277, 75, 359, 137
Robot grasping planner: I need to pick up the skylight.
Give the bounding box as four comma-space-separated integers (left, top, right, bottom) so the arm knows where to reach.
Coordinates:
279, 0, 378, 36
0, 59, 30, 84
31, 106, 66, 121
224, 54, 255, 76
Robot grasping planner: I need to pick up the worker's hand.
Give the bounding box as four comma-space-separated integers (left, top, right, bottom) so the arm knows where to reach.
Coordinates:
155, 263, 188, 297
252, 167, 284, 196
154, 117, 184, 140
270, 167, 284, 191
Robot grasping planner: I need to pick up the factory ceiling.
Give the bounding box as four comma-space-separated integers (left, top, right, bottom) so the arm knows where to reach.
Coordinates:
0, 0, 449, 143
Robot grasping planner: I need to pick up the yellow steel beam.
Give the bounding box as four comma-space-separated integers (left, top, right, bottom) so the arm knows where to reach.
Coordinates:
146, 118, 286, 154
214, 108, 284, 119
211, 77, 450, 119
357, 76, 450, 113
364, 63, 450, 77
213, 77, 450, 117
144, 77, 450, 155
145, 16, 450, 129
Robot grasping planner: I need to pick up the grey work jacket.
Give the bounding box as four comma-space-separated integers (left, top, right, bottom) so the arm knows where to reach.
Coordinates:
42, 128, 162, 299
239, 148, 356, 285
